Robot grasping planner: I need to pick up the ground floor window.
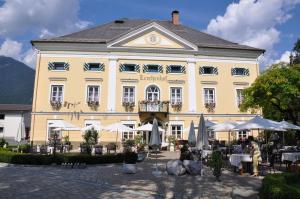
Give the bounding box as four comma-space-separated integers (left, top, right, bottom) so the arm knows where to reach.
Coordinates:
0, 127, 3, 134
122, 124, 134, 140
47, 121, 61, 141
238, 131, 248, 140
171, 125, 182, 139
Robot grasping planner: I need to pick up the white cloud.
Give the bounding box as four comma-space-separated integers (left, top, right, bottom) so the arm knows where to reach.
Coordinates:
0, 0, 91, 68
206, 0, 300, 69
0, 39, 22, 59
0, 38, 36, 68
0, 0, 91, 38
275, 51, 291, 63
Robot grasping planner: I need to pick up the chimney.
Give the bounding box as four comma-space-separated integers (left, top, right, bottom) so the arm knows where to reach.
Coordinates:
172, 10, 179, 25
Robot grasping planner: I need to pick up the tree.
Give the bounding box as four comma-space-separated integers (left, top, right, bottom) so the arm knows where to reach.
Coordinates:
290, 38, 300, 65
240, 63, 300, 125
82, 128, 98, 155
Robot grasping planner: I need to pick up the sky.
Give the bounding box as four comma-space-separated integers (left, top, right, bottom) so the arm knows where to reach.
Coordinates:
0, 0, 299, 70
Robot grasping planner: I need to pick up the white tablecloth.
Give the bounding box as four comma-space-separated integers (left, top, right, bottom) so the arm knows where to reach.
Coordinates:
202, 150, 212, 158
281, 152, 300, 163
229, 154, 252, 169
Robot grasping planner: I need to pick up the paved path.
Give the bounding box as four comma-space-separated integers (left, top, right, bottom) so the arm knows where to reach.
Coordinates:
0, 151, 261, 199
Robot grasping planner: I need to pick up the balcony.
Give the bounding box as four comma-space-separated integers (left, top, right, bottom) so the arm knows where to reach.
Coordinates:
139, 101, 169, 113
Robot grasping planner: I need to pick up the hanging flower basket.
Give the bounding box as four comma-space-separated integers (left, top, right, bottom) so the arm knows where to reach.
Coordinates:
171, 102, 182, 111
50, 100, 62, 109
205, 102, 215, 112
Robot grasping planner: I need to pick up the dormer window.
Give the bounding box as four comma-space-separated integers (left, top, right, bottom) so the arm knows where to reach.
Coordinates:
48, 62, 69, 71
167, 65, 185, 74
119, 64, 140, 72
84, 63, 104, 71
200, 66, 218, 75
143, 64, 163, 73
231, 67, 249, 76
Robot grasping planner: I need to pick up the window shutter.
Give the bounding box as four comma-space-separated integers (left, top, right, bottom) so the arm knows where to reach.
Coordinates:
143, 65, 147, 73
99, 63, 105, 71
231, 68, 236, 76
213, 67, 218, 75
119, 64, 125, 72
199, 67, 204, 74
63, 63, 69, 71
181, 66, 186, 73
135, 64, 140, 72
158, 65, 163, 73
244, 68, 250, 76
84, 63, 89, 71
48, 62, 55, 70
166, 65, 171, 73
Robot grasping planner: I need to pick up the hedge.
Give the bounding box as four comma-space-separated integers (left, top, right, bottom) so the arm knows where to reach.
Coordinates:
0, 150, 124, 165
260, 173, 300, 199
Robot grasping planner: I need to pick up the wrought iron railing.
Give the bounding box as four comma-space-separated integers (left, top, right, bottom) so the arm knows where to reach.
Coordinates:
138, 101, 169, 113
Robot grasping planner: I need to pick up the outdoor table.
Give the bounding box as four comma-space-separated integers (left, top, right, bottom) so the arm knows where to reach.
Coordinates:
281, 152, 300, 163
202, 150, 212, 158
229, 154, 252, 174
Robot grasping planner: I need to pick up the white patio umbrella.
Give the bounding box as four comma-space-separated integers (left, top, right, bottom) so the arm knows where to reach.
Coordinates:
50, 120, 81, 131
183, 120, 216, 132
188, 121, 196, 146
196, 114, 208, 150
234, 116, 286, 131
279, 120, 300, 145
149, 118, 162, 176
16, 113, 26, 143
209, 121, 240, 145
81, 124, 102, 132
103, 122, 133, 143
134, 123, 165, 132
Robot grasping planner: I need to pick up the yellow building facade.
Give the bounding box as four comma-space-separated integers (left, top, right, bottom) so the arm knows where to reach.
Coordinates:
30, 12, 264, 147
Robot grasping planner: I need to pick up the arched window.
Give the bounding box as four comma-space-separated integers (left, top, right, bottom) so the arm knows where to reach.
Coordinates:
146, 85, 160, 101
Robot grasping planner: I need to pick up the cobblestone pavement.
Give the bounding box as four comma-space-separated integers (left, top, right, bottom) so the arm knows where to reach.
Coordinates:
0, 152, 262, 199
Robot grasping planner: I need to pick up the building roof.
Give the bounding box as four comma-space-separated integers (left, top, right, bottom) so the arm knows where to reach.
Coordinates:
32, 19, 264, 52
0, 104, 32, 111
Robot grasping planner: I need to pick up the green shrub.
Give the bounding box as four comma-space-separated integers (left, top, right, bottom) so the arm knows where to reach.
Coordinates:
18, 144, 31, 153
0, 138, 8, 147
260, 173, 300, 199
0, 150, 124, 165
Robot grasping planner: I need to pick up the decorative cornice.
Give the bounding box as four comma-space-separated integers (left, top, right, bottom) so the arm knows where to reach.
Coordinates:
85, 78, 103, 82
120, 78, 139, 83
233, 82, 250, 86
168, 80, 185, 84
48, 77, 67, 81
201, 81, 218, 85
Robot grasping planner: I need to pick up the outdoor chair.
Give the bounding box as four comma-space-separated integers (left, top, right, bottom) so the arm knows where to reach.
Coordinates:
40, 145, 47, 154
259, 154, 275, 176
106, 143, 117, 154
94, 145, 103, 155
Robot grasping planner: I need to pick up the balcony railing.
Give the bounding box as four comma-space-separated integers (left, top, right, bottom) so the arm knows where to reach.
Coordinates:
139, 101, 169, 113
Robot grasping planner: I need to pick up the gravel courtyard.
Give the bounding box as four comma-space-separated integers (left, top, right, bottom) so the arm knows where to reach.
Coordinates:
0, 151, 262, 199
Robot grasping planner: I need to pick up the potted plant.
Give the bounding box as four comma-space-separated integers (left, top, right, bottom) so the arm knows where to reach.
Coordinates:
211, 149, 222, 181
50, 100, 62, 110
168, 135, 177, 152
122, 101, 135, 112
171, 101, 182, 111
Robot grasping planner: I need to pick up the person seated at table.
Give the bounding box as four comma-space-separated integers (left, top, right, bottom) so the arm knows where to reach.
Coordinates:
249, 136, 261, 176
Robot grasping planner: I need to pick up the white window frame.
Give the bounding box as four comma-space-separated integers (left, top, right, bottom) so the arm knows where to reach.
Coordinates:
46, 120, 62, 141
170, 87, 183, 105
145, 84, 160, 101
237, 131, 248, 139
235, 88, 244, 107
170, 125, 183, 139
86, 85, 100, 103
203, 87, 216, 105
49, 84, 64, 103
121, 121, 136, 140
122, 86, 135, 103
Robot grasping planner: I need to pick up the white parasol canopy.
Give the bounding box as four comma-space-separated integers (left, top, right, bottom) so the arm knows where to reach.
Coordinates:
49, 120, 80, 131
81, 124, 102, 132
209, 121, 240, 132
103, 122, 134, 132
234, 116, 286, 131
279, 120, 300, 130
134, 123, 164, 132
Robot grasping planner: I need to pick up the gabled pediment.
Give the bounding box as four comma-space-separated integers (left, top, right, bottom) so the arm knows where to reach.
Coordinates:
108, 22, 197, 51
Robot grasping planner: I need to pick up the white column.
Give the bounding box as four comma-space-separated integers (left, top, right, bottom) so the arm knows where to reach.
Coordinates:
187, 60, 196, 112
107, 58, 117, 112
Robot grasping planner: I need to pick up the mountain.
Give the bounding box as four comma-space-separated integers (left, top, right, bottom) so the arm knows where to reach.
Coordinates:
0, 56, 35, 104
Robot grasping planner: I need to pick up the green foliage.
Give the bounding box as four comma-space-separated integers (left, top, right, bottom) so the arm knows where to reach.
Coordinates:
240, 64, 300, 124
0, 150, 124, 165
18, 144, 31, 153
260, 173, 300, 199
0, 138, 8, 147
179, 144, 193, 161
167, 135, 177, 145
63, 135, 71, 145
134, 135, 143, 145
82, 128, 99, 155
123, 151, 138, 164
291, 38, 300, 65
211, 150, 222, 180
